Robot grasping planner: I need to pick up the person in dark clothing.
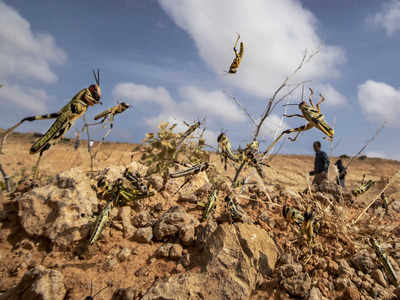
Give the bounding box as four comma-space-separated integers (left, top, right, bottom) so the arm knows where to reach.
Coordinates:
334, 159, 347, 187
309, 141, 330, 186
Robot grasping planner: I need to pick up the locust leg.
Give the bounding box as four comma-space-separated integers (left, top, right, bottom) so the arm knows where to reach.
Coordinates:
284, 123, 314, 142
316, 94, 325, 113
102, 116, 114, 141
308, 88, 315, 109
284, 114, 305, 118
0, 113, 60, 154
233, 33, 240, 53
263, 132, 285, 155
32, 144, 50, 181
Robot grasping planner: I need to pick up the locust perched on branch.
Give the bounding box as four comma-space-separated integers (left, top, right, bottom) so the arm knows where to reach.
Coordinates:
0, 70, 102, 180
264, 88, 334, 155
227, 33, 244, 74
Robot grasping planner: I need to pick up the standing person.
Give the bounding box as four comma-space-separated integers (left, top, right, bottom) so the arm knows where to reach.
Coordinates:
334, 159, 347, 187
309, 141, 330, 186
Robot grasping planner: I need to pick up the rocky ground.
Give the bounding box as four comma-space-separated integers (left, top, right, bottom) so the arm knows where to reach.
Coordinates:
0, 131, 399, 300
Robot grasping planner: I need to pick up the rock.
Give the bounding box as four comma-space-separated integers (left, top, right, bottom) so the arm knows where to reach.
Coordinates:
117, 248, 132, 262
155, 243, 183, 260
18, 168, 98, 248
55, 175, 75, 189
195, 219, 218, 249
17, 162, 146, 248
132, 211, 154, 228
169, 244, 183, 260
278, 264, 303, 279
113, 287, 138, 300
308, 287, 323, 300
350, 254, 375, 274
335, 276, 351, 290
120, 206, 135, 239
133, 227, 153, 243
0, 265, 66, 300
337, 259, 354, 275
143, 223, 279, 300
178, 192, 197, 203
103, 257, 118, 272
394, 287, 400, 298
142, 272, 211, 300
343, 287, 360, 300
153, 206, 199, 245
280, 272, 311, 298
327, 258, 339, 276
148, 175, 164, 191
155, 243, 172, 258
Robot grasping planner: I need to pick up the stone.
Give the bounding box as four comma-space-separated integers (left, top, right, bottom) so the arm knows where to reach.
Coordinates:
117, 248, 132, 262
132, 227, 153, 243
120, 206, 135, 239
0, 265, 66, 300
350, 254, 375, 274
143, 223, 279, 300
343, 287, 360, 300
308, 287, 323, 300
153, 206, 199, 246
132, 211, 154, 228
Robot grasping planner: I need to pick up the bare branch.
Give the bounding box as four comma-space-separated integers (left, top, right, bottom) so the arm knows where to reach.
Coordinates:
223, 90, 257, 126
345, 122, 386, 169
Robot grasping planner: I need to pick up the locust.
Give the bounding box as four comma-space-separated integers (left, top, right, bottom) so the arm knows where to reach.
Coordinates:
170, 162, 209, 178
227, 33, 244, 74
282, 205, 304, 227
0, 70, 102, 180
370, 238, 399, 286
239, 140, 266, 179
352, 178, 375, 197
199, 188, 218, 222
264, 88, 334, 155
91, 101, 130, 141
88, 200, 113, 245
300, 209, 320, 245
97, 172, 155, 207
217, 132, 240, 170
225, 196, 248, 223
380, 192, 389, 214
171, 162, 210, 195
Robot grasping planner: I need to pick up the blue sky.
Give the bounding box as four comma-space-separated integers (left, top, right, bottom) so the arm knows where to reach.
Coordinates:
1, 0, 400, 159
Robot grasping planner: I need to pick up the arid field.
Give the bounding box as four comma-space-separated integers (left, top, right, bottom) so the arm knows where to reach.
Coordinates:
0, 130, 399, 300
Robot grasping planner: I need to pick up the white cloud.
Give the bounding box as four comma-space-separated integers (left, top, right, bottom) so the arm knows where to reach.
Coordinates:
357, 80, 400, 126
0, 84, 49, 113
179, 87, 246, 122
0, 2, 66, 83
314, 83, 347, 106
112, 82, 247, 145
259, 114, 289, 139
113, 82, 174, 107
158, 0, 346, 99
368, 0, 400, 36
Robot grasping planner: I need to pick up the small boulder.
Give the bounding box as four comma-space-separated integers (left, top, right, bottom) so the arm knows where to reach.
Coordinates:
153, 206, 199, 245
133, 227, 153, 243
0, 265, 66, 300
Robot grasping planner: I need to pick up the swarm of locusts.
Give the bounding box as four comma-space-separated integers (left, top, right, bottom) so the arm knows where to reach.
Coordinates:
1, 35, 399, 296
